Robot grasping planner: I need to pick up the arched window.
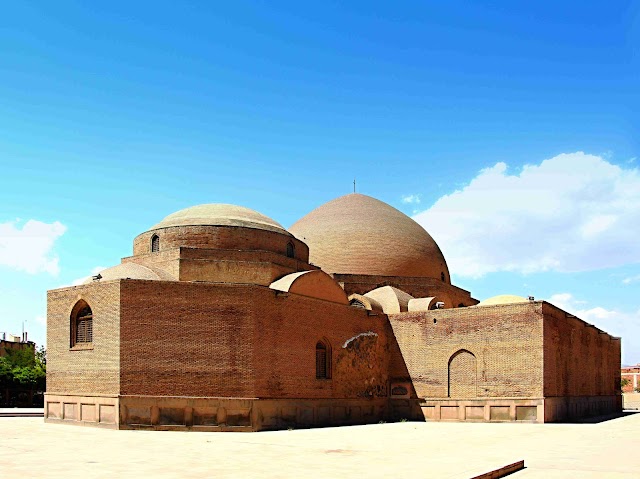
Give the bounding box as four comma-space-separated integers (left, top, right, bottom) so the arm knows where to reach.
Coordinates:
441, 272, 446, 282
71, 301, 93, 347
448, 349, 477, 398
286, 242, 295, 258
316, 340, 331, 379
151, 234, 160, 253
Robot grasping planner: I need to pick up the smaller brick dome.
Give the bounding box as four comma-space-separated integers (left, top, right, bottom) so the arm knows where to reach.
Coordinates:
133, 203, 308, 261
151, 204, 291, 236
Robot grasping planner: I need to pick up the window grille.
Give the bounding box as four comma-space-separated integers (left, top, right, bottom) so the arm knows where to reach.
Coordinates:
71, 302, 93, 346
76, 317, 93, 343
316, 341, 330, 379
151, 235, 160, 253
286, 242, 295, 258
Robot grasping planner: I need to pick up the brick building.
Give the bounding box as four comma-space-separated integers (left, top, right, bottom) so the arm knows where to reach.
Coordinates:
621, 364, 640, 393
45, 194, 621, 430
0, 333, 34, 357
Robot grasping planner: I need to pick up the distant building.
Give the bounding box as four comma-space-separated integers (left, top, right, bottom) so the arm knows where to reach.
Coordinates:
45, 194, 621, 430
0, 332, 34, 357
622, 364, 640, 393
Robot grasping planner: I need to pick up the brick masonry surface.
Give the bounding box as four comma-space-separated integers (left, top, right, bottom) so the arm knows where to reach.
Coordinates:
621, 365, 640, 393
542, 302, 620, 398
133, 225, 308, 261
47, 282, 120, 395
388, 302, 545, 399
45, 195, 622, 429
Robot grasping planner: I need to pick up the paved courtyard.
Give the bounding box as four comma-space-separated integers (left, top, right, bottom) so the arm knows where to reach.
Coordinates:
1, 413, 639, 478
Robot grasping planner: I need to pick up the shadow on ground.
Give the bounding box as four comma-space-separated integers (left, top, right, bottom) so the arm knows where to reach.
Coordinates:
554, 410, 639, 424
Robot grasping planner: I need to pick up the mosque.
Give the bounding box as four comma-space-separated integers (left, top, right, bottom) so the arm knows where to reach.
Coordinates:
45, 193, 621, 430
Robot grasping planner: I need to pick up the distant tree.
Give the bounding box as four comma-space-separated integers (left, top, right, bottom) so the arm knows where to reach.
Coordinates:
621, 378, 631, 390
0, 356, 12, 388
3, 346, 35, 368
35, 345, 46, 368
0, 345, 46, 394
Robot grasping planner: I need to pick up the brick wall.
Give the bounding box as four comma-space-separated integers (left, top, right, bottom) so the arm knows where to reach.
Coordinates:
621, 365, 640, 392
543, 302, 621, 397
47, 282, 120, 395
0, 339, 34, 357
252, 289, 391, 400
119, 280, 256, 397
123, 248, 181, 280
388, 302, 545, 399
117, 280, 390, 400
133, 225, 308, 261
125, 235, 316, 286
49, 278, 394, 405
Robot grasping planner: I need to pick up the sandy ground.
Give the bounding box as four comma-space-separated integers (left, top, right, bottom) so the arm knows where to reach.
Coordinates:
2, 412, 640, 479
623, 392, 640, 409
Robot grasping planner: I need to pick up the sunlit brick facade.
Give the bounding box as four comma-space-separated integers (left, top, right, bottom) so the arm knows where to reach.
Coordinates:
45, 195, 621, 430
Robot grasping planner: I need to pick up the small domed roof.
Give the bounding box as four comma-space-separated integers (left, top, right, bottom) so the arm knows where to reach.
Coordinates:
477, 295, 529, 306
150, 204, 291, 236
82, 263, 172, 284
289, 193, 449, 280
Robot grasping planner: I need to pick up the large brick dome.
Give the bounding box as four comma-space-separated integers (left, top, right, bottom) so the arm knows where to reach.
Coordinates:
290, 193, 450, 281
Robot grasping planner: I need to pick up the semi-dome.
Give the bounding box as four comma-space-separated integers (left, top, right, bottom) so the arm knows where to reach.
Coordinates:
289, 193, 450, 280
477, 295, 529, 306
82, 263, 173, 284
151, 204, 291, 236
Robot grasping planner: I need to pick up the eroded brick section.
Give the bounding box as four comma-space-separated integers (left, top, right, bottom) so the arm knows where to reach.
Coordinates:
252, 291, 391, 400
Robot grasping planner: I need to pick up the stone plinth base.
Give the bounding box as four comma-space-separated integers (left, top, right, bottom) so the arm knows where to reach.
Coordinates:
391, 398, 545, 423
44, 394, 119, 428
44, 395, 388, 431
544, 395, 622, 422
390, 395, 623, 423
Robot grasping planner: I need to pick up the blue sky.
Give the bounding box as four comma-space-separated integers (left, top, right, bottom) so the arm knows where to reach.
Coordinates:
0, 2, 638, 362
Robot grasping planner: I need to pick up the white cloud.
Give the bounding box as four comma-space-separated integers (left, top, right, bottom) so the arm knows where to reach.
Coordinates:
413, 152, 640, 277
401, 194, 421, 204
549, 293, 640, 365
548, 293, 586, 306
622, 274, 640, 285
0, 220, 66, 275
